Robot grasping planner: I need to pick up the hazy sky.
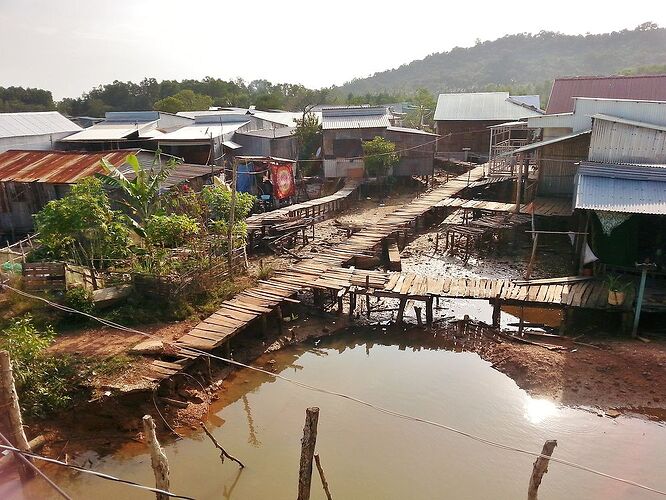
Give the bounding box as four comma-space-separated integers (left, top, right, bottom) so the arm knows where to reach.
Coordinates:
1, 0, 664, 100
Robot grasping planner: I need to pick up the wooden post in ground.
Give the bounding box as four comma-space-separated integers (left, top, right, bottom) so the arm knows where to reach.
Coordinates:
227, 158, 238, 279
142, 415, 170, 500
514, 153, 523, 213
524, 233, 539, 280
275, 305, 284, 334
0, 350, 33, 480
365, 276, 371, 318
348, 291, 356, 318
297, 407, 320, 500
414, 304, 423, 326
527, 440, 557, 500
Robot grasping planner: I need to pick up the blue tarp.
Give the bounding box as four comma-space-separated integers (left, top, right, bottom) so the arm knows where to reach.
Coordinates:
236, 162, 254, 194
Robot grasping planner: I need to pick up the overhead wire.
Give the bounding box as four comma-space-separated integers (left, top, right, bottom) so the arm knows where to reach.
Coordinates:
2, 283, 666, 496
0, 442, 195, 500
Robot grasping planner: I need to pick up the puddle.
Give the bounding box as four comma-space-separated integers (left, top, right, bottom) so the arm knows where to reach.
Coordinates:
17, 331, 666, 500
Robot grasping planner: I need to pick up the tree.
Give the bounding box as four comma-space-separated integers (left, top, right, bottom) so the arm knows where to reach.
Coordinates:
97, 151, 179, 234
153, 89, 213, 113
404, 88, 436, 130
33, 178, 132, 267
362, 136, 399, 177
295, 112, 322, 172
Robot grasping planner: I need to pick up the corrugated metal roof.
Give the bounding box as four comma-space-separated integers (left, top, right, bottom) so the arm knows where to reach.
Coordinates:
509, 95, 541, 109
575, 161, 666, 214
547, 75, 666, 114
386, 126, 438, 136
592, 113, 666, 133
61, 121, 157, 142
433, 92, 543, 121
512, 130, 591, 154
235, 127, 296, 139
0, 149, 219, 187
156, 122, 249, 142
222, 140, 243, 149
104, 111, 160, 123
0, 112, 82, 139
321, 106, 391, 130
0, 149, 140, 183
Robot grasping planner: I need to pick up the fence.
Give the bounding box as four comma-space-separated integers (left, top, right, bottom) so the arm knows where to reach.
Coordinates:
22, 262, 66, 291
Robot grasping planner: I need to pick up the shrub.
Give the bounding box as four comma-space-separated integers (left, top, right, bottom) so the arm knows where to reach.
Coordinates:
33, 177, 132, 268
145, 214, 200, 248
64, 286, 94, 316
0, 315, 86, 418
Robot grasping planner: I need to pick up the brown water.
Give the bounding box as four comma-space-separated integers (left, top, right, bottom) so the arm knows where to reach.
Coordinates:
16, 332, 666, 499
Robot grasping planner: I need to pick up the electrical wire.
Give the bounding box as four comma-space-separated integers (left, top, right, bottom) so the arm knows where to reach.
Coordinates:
2, 283, 666, 496
0, 443, 195, 500
0, 431, 72, 500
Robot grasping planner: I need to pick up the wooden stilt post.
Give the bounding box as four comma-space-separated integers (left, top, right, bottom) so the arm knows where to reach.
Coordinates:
0, 350, 33, 480
527, 440, 557, 500
396, 297, 407, 323
348, 291, 356, 318
414, 305, 423, 326
524, 233, 539, 280
336, 290, 344, 314
260, 315, 268, 339
224, 340, 232, 359
142, 415, 170, 500
492, 294, 501, 328
365, 276, 371, 318
425, 296, 434, 327
227, 158, 238, 279
275, 306, 284, 334
314, 454, 333, 500
297, 407, 320, 500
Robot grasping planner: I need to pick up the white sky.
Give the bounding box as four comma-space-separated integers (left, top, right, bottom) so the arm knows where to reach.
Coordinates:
1, 0, 664, 100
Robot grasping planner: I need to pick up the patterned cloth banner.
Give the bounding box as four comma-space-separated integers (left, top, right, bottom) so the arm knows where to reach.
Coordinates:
270, 163, 295, 200
595, 210, 632, 235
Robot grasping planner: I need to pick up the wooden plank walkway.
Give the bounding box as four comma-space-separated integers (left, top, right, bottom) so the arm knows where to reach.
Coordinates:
435, 196, 572, 217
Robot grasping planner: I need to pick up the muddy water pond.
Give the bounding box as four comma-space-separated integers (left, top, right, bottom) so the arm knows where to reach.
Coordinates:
23, 332, 666, 499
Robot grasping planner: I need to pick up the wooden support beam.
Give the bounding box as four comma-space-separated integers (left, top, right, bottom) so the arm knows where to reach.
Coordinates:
396, 297, 407, 323
527, 440, 557, 500
492, 294, 501, 328
425, 297, 434, 327
275, 305, 284, 334
142, 415, 170, 500
298, 407, 320, 500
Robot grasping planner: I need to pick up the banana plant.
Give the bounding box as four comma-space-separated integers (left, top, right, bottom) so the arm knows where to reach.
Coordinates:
97, 151, 179, 236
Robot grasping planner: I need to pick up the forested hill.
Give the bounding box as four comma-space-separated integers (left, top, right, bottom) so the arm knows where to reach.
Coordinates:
338, 23, 666, 97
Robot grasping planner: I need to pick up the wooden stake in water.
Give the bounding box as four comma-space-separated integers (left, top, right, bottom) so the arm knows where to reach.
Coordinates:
314, 454, 333, 500
527, 439, 557, 500
142, 415, 170, 500
297, 407, 320, 500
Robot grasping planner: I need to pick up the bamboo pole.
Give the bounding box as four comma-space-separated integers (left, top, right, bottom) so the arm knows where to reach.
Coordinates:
142, 415, 170, 500
227, 158, 238, 279
0, 350, 33, 480
527, 440, 557, 500
297, 407, 320, 500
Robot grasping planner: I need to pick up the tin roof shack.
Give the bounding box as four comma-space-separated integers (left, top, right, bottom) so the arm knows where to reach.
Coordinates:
233, 127, 298, 159
156, 114, 250, 164
0, 112, 82, 153
384, 126, 437, 177
433, 92, 543, 161
0, 149, 219, 239
322, 106, 392, 179
546, 75, 666, 114
60, 111, 193, 151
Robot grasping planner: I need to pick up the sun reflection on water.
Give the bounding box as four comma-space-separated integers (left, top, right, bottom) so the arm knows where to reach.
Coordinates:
525, 397, 558, 424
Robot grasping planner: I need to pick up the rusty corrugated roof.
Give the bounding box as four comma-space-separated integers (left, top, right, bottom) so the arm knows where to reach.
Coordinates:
0, 149, 140, 183
546, 75, 666, 114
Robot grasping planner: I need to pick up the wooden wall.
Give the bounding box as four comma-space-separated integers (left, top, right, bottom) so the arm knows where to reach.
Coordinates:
436, 120, 504, 158
537, 134, 591, 197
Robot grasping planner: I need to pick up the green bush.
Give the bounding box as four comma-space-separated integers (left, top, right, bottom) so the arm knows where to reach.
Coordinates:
64, 286, 94, 316
145, 214, 200, 247
33, 177, 131, 268
0, 315, 87, 418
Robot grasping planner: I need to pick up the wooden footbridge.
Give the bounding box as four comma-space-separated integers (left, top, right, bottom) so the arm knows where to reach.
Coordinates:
144, 166, 613, 381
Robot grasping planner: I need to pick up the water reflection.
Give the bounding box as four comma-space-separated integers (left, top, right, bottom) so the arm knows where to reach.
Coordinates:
524, 397, 558, 424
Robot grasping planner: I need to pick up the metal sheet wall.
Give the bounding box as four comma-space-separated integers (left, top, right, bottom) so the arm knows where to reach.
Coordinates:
589, 120, 666, 163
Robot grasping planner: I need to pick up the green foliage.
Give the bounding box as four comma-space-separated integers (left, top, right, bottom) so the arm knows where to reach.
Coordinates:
403, 88, 436, 130
145, 214, 200, 248
0, 86, 55, 112
64, 287, 94, 316
256, 262, 274, 280
97, 151, 180, 232
154, 89, 214, 113
295, 112, 322, 170
362, 136, 400, 177
619, 64, 666, 75
338, 24, 666, 105
201, 185, 255, 224
605, 274, 632, 293
0, 315, 85, 418
33, 178, 132, 268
